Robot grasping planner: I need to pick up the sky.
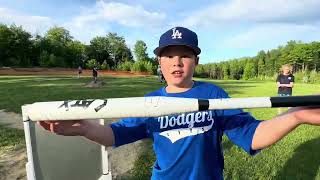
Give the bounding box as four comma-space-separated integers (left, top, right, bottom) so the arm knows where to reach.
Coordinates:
0, 0, 320, 64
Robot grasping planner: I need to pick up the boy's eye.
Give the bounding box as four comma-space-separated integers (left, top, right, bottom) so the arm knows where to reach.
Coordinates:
161, 55, 192, 59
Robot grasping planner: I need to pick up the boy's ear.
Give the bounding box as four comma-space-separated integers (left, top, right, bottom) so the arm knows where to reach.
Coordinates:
158, 56, 161, 65
195, 56, 199, 65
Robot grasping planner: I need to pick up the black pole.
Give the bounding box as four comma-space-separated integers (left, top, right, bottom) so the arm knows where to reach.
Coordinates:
270, 95, 320, 107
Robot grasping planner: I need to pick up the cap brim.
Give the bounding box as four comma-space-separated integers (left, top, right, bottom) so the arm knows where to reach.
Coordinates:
154, 44, 201, 56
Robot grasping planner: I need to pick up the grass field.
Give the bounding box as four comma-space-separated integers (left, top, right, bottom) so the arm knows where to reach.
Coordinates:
0, 75, 320, 179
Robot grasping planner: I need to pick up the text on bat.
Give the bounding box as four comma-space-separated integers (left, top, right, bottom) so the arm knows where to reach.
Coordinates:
59, 100, 107, 112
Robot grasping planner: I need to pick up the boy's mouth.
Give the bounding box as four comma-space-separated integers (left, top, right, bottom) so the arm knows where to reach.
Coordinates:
171, 70, 183, 75
171, 70, 184, 78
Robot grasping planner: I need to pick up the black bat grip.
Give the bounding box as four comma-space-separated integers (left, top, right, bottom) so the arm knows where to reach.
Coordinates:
270, 95, 320, 107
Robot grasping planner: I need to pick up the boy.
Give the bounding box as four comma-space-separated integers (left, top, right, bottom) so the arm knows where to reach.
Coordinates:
276, 64, 295, 114
277, 64, 294, 97
38, 27, 320, 180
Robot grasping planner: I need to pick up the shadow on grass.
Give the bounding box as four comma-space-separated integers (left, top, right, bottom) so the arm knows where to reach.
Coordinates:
275, 138, 320, 179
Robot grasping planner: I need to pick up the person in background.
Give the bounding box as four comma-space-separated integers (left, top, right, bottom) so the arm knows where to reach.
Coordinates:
276, 64, 294, 114
92, 66, 98, 83
78, 65, 82, 78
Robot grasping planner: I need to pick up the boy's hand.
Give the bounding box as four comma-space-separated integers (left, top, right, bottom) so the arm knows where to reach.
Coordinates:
37, 120, 94, 136
289, 107, 320, 125
37, 120, 115, 146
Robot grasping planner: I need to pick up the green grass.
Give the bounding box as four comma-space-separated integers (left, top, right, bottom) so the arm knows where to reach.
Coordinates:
0, 76, 163, 113
0, 125, 25, 155
130, 140, 156, 180
1, 76, 320, 179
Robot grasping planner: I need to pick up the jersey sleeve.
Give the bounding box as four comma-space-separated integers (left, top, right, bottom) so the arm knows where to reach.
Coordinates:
110, 92, 160, 147
212, 87, 261, 155
110, 117, 149, 147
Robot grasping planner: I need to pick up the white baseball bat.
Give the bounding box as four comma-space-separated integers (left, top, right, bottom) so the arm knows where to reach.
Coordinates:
23, 95, 320, 121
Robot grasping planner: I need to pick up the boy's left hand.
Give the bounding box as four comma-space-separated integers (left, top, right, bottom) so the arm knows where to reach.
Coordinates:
289, 107, 320, 125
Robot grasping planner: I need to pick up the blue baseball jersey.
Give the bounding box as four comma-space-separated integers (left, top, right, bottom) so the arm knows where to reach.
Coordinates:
110, 81, 261, 180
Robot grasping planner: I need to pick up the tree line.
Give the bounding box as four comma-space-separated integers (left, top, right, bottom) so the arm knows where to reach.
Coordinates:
1, 23, 319, 81
0, 24, 155, 71
195, 40, 320, 83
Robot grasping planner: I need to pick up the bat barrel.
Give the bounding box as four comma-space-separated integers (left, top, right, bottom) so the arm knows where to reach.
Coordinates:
23, 95, 320, 121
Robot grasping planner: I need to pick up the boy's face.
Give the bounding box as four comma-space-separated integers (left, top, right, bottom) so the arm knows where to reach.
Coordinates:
159, 46, 198, 87
283, 67, 290, 75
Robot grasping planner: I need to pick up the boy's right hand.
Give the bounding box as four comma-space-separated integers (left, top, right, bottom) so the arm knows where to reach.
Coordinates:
37, 120, 94, 137
37, 120, 115, 146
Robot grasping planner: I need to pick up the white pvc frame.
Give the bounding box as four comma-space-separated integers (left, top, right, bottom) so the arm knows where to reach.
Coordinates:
22, 105, 112, 180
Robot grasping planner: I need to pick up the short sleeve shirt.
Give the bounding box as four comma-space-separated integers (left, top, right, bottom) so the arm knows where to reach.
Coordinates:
110, 81, 261, 180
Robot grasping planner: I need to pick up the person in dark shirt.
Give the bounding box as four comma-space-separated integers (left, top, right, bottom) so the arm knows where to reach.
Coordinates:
276, 64, 294, 113
92, 67, 98, 83
77, 65, 82, 78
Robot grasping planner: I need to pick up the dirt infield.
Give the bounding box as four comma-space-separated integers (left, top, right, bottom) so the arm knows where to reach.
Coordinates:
0, 110, 26, 180
0, 67, 152, 77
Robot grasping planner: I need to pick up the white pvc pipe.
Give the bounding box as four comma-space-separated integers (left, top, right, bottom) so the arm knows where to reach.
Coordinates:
26, 97, 199, 121
24, 95, 320, 121
22, 105, 36, 180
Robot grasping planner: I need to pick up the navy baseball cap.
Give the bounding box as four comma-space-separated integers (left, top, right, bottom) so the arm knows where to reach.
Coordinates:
153, 26, 201, 56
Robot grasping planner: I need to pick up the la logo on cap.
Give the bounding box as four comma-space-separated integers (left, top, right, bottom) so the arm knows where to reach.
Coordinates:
171, 27, 182, 39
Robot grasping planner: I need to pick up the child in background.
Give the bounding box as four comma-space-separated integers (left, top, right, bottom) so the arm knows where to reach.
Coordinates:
276, 64, 294, 114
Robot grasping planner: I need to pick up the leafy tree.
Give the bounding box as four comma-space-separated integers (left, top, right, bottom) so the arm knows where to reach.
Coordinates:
0, 24, 13, 66
280, 41, 301, 71
243, 61, 256, 80
222, 62, 230, 80
229, 60, 241, 80
66, 40, 86, 67
266, 49, 281, 76
0, 24, 32, 66
29, 34, 43, 66
257, 50, 266, 77
39, 51, 49, 67
45, 26, 73, 46
86, 59, 99, 69
106, 33, 133, 67
134, 40, 149, 61
101, 60, 110, 70
87, 36, 112, 67
310, 42, 320, 70
42, 27, 73, 67
9, 25, 33, 66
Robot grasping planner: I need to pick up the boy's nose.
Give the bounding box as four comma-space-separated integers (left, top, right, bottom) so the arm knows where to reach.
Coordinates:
172, 56, 183, 67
